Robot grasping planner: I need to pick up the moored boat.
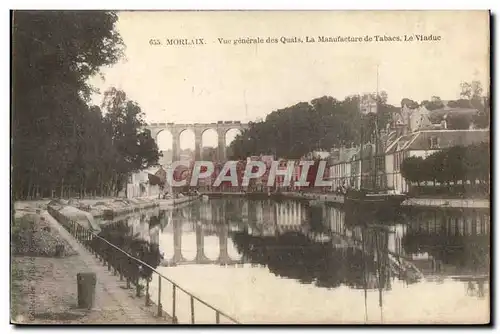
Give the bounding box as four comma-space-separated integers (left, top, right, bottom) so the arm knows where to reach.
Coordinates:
345, 188, 407, 222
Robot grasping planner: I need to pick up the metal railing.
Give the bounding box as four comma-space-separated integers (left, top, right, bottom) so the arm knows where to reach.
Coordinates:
62, 218, 240, 324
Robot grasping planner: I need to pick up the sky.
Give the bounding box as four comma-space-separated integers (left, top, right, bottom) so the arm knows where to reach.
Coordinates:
89, 10, 489, 149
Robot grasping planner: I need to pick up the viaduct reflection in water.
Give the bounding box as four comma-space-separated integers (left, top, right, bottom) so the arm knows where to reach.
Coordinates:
157, 199, 323, 267
102, 198, 490, 294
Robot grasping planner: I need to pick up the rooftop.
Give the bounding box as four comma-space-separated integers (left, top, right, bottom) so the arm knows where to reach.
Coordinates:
386, 129, 489, 154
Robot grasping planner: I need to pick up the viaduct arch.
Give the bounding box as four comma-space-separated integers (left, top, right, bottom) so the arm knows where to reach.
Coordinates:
146, 121, 249, 161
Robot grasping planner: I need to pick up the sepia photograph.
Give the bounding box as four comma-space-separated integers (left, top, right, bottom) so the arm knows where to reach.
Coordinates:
10, 10, 490, 325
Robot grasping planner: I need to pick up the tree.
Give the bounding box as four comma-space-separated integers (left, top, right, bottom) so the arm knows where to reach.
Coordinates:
101, 87, 161, 193
405, 143, 490, 194
443, 146, 467, 185
12, 11, 125, 199
401, 156, 425, 186
424, 150, 447, 185
473, 110, 489, 129
460, 81, 483, 100
464, 142, 490, 185
13, 12, 162, 199
447, 113, 473, 130
447, 99, 473, 109
455, 81, 489, 129
421, 96, 445, 111
228, 93, 396, 160
401, 98, 419, 109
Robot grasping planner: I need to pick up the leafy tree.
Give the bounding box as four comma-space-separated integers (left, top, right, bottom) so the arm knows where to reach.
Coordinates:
12, 12, 160, 199
402, 143, 490, 194
473, 110, 489, 129
447, 99, 474, 109
460, 81, 483, 101
447, 113, 473, 130
228, 93, 395, 160
13, 11, 125, 199
421, 152, 441, 185
465, 142, 490, 184
443, 146, 467, 185
453, 81, 490, 128
401, 156, 425, 186
101, 88, 161, 171
421, 96, 445, 111
401, 98, 419, 109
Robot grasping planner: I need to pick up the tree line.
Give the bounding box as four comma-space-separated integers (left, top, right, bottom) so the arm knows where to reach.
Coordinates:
12, 11, 160, 200
400, 142, 490, 195
229, 94, 397, 160
229, 84, 489, 161
402, 81, 490, 130
232, 230, 385, 290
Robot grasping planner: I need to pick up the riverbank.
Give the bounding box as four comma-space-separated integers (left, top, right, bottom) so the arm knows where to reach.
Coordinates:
11, 206, 172, 324
157, 195, 200, 210
16, 195, 200, 220
12, 196, 202, 324
402, 197, 489, 209
277, 192, 489, 209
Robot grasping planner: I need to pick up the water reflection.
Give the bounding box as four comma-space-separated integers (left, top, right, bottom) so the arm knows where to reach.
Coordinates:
101, 198, 490, 323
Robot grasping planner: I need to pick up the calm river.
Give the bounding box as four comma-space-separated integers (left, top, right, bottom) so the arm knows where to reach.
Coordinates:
100, 198, 490, 324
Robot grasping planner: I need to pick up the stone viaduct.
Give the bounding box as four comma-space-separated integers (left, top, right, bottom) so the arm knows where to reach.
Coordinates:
145, 121, 249, 161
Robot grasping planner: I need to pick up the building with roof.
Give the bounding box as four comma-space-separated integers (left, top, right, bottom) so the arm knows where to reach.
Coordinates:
326, 99, 488, 194
126, 166, 165, 199
385, 129, 490, 193
350, 143, 387, 190
328, 146, 359, 191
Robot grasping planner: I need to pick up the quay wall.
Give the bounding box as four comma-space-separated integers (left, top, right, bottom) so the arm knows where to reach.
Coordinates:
92, 196, 200, 219
48, 195, 201, 228
277, 192, 489, 209
202, 191, 489, 209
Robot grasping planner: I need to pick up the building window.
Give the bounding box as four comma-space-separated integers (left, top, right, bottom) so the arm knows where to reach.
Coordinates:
429, 136, 440, 149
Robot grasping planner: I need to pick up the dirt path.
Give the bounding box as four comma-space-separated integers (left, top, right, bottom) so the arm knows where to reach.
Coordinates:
11, 210, 172, 324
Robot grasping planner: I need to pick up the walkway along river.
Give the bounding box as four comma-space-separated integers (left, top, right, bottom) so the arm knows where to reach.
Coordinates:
99, 198, 490, 324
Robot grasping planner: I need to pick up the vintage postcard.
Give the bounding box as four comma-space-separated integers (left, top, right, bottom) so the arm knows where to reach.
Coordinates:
11, 10, 490, 325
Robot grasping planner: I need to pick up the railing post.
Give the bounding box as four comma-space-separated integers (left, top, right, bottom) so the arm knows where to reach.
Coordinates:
145, 279, 151, 306
216, 311, 220, 324
172, 285, 176, 323
190, 296, 195, 324
157, 276, 162, 317
119, 261, 124, 281
136, 276, 141, 297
